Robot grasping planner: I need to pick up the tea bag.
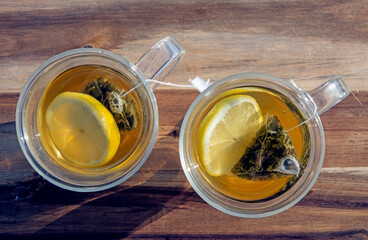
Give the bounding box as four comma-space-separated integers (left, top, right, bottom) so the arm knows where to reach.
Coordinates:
83, 77, 139, 130
231, 116, 300, 181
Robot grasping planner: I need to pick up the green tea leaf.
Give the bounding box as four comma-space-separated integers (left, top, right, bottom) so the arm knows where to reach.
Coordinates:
232, 116, 299, 180
83, 76, 139, 131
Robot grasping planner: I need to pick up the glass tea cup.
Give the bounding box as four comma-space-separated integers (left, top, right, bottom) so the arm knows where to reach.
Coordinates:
16, 36, 184, 192
179, 73, 350, 218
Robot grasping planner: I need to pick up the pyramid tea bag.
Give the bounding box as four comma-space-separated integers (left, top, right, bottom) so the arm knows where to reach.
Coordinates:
232, 116, 300, 181
83, 76, 139, 131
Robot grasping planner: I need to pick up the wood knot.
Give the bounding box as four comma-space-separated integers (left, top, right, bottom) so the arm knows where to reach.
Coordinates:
168, 129, 180, 138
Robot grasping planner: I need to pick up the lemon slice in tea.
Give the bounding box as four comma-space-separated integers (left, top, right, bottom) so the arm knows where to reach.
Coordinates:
198, 95, 263, 176
46, 92, 120, 168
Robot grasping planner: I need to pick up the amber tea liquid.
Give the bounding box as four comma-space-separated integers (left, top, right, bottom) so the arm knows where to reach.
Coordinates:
195, 87, 310, 202
37, 65, 144, 172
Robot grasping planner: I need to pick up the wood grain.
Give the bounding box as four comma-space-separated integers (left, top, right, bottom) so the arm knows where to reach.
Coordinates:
0, 90, 367, 239
1, 0, 368, 239
1, 0, 368, 93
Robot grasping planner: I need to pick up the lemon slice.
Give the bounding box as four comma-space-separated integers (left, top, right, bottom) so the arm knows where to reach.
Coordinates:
198, 95, 263, 176
46, 92, 120, 168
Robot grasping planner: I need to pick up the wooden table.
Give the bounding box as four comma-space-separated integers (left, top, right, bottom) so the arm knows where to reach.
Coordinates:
1, 1, 367, 239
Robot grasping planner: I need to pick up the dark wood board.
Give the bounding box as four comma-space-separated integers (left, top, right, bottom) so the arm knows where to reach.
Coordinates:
1, 0, 368, 239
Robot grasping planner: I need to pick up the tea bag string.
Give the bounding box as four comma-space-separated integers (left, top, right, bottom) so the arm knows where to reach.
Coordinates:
286, 92, 318, 132
121, 77, 211, 97
121, 77, 318, 132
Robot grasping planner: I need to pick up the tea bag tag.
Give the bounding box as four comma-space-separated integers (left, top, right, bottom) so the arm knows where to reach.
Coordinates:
189, 76, 211, 92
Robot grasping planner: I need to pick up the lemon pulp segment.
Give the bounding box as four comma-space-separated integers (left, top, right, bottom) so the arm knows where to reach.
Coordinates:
198, 95, 263, 176
46, 92, 120, 168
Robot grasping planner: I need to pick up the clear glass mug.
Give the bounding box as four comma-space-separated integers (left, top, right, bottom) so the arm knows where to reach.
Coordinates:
179, 73, 350, 217
16, 36, 185, 192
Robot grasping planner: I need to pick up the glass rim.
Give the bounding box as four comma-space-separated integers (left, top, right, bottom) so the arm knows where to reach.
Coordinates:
15, 48, 159, 192
179, 72, 325, 217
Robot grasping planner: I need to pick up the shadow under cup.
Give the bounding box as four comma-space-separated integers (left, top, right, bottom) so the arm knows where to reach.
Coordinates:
16, 49, 158, 192
179, 73, 325, 218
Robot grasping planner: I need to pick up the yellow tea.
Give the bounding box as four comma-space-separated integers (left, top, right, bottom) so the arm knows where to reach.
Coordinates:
195, 87, 310, 202
37, 65, 144, 171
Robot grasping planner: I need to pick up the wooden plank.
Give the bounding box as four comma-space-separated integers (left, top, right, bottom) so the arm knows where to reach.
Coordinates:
2, 90, 367, 169
0, 175, 367, 238
0, 90, 367, 238
1, 0, 368, 238
1, 0, 368, 93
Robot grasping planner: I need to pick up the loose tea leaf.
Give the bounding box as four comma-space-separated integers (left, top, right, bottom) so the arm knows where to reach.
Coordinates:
83, 76, 138, 131
232, 116, 300, 181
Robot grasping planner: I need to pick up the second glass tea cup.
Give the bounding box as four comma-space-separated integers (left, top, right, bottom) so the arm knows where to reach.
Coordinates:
179, 73, 350, 217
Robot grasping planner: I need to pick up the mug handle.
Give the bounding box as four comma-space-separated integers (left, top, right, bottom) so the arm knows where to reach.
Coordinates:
135, 36, 185, 89
308, 76, 351, 115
